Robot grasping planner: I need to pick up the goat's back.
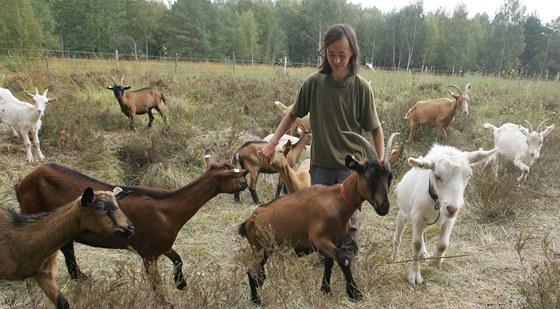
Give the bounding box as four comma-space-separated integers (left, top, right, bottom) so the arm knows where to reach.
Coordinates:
407, 98, 454, 120
17, 163, 115, 214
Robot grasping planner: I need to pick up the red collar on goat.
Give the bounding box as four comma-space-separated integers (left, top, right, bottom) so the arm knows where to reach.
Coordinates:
339, 184, 356, 210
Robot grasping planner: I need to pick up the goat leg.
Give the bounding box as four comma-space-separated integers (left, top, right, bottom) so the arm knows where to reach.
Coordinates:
61, 242, 88, 280
335, 249, 362, 301
320, 256, 335, 295
164, 249, 186, 289
248, 252, 268, 305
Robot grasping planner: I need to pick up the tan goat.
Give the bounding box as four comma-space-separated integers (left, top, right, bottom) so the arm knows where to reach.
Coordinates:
274, 101, 311, 135
269, 140, 311, 194
405, 83, 471, 144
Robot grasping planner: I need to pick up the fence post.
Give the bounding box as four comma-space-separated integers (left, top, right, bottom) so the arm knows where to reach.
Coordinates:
115, 49, 119, 62
232, 52, 236, 73
175, 53, 178, 74
284, 56, 287, 73
44, 50, 49, 72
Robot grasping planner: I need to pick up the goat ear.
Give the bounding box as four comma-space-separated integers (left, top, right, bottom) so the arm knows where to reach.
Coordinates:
107, 86, 114, 90
124, 86, 131, 90
387, 145, 404, 166
115, 189, 131, 200
518, 125, 529, 136
81, 187, 95, 207
408, 157, 434, 170
465, 147, 497, 165
541, 124, 555, 137
282, 140, 292, 156
204, 149, 215, 167
345, 155, 363, 172
48, 97, 58, 103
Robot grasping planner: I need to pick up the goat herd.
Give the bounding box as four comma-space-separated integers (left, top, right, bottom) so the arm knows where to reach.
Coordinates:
0, 80, 555, 308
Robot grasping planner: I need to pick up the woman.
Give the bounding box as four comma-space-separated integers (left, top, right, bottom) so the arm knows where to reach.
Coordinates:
260, 23, 384, 258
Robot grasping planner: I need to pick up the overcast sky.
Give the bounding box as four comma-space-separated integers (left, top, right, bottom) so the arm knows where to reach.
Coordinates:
348, 0, 558, 23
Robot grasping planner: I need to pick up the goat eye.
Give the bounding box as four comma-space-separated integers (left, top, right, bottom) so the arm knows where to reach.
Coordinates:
434, 174, 442, 182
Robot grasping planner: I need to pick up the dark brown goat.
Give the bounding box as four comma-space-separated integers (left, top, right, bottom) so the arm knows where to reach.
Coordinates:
239, 132, 402, 305
16, 150, 248, 304
232, 128, 312, 204
405, 83, 472, 144
1, 187, 132, 309
107, 77, 167, 128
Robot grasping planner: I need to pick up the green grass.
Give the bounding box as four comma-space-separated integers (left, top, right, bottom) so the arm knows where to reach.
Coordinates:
0, 57, 559, 308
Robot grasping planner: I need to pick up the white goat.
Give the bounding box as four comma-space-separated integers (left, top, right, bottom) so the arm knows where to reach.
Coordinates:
393, 144, 497, 285
483, 120, 554, 185
405, 83, 471, 144
0, 87, 57, 162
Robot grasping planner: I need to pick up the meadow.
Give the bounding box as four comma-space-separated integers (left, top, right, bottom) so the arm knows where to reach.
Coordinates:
0, 56, 559, 308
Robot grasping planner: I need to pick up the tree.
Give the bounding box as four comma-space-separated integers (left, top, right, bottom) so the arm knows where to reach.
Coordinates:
487, 0, 526, 75
0, 0, 44, 53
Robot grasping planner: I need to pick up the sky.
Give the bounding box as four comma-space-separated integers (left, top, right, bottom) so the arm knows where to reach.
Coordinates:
348, 0, 559, 23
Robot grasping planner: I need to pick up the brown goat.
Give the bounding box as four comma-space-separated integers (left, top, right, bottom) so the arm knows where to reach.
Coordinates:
232, 128, 312, 204
405, 83, 472, 144
274, 101, 311, 135
107, 77, 167, 128
238, 132, 402, 305
16, 150, 248, 304
1, 187, 132, 309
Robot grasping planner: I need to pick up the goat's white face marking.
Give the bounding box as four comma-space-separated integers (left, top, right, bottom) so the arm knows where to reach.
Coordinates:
459, 97, 470, 116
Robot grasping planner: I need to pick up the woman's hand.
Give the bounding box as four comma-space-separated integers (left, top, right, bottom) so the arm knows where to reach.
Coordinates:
259, 141, 278, 164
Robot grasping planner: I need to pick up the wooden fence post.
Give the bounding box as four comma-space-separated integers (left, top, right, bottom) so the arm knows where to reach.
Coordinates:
44, 50, 49, 72
232, 52, 236, 73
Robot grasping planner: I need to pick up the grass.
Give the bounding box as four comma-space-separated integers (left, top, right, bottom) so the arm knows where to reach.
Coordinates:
0, 56, 559, 308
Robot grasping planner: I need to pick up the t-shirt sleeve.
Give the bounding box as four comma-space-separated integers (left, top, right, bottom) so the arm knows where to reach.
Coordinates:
360, 78, 380, 132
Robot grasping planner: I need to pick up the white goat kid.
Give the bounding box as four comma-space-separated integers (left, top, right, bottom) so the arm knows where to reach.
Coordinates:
393, 144, 497, 285
483, 120, 554, 185
0, 87, 56, 162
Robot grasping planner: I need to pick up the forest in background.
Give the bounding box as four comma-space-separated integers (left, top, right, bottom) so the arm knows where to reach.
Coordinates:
0, 0, 559, 78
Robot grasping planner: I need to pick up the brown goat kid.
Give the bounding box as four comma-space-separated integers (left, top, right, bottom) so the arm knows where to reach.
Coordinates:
107, 77, 167, 128
16, 150, 248, 304
233, 128, 312, 204
405, 83, 472, 144
1, 187, 132, 309
239, 132, 402, 305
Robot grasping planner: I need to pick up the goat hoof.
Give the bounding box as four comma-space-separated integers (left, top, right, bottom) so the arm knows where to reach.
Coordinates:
350, 289, 363, 302
176, 280, 187, 290
250, 297, 261, 306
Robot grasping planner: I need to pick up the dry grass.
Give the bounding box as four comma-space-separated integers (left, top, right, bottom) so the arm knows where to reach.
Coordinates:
0, 58, 559, 308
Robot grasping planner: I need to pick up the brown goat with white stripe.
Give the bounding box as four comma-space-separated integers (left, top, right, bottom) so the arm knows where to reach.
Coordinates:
238, 132, 402, 305
107, 77, 167, 128
406, 83, 471, 144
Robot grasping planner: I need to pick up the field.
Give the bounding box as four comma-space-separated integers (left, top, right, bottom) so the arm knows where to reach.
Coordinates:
0, 57, 559, 308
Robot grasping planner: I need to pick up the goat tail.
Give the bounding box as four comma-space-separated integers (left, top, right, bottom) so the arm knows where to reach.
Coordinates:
238, 222, 248, 238
483, 123, 497, 132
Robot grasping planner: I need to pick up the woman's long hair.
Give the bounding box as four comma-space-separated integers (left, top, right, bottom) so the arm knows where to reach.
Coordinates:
318, 24, 361, 76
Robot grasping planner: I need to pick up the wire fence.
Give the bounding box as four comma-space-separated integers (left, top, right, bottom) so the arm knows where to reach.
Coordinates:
2, 47, 559, 82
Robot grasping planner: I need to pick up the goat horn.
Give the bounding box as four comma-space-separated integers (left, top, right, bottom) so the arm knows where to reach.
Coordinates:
536, 119, 548, 132
524, 120, 534, 132
447, 85, 462, 95
341, 131, 378, 162
120, 77, 125, 86
109, 77, 117, 85
464, 83, 472, 95
384, 132, 401, 168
